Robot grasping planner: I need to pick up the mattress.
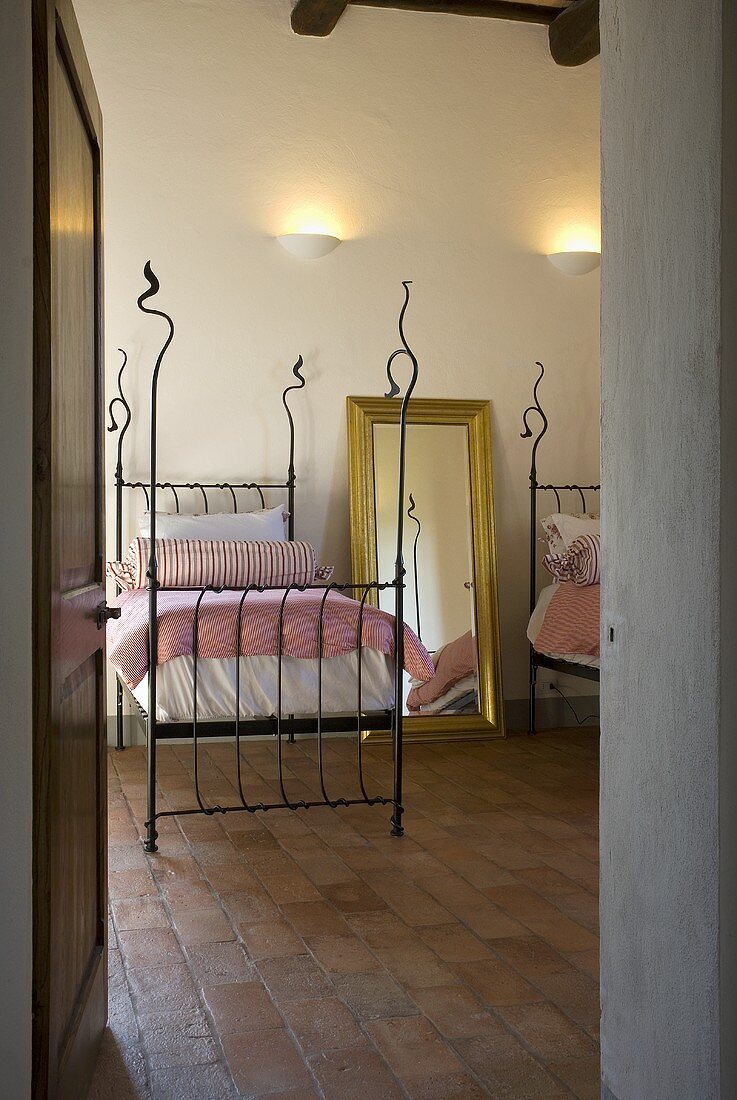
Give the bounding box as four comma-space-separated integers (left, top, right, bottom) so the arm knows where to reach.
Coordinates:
527, 584, 600, 669
130, 649, 396, 722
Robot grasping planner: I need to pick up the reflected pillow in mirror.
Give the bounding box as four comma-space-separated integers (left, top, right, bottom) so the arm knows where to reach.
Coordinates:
406, 630, 477, 709
139, 506, 288, 542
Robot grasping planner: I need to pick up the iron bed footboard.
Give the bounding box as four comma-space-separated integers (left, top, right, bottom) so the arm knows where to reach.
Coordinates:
521, 362, 600, 736
109, 264, 420, 849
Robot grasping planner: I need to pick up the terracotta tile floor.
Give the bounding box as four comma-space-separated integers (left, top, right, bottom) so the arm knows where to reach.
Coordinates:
89, 728, 600, 1100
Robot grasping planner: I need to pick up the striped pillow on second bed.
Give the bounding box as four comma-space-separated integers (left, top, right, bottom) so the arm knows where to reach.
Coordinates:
543, 532, 601, 586
108, 537, 317, 591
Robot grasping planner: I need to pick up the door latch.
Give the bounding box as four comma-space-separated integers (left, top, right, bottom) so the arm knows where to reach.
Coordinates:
96, 602, 122, 629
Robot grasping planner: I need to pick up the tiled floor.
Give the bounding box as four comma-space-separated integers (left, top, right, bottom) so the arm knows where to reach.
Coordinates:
90, 728, 600, 1100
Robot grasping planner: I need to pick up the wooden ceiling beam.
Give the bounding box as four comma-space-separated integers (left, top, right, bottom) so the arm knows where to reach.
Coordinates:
351, 1, 563, 26
291, 0, 568, 35
548, 0, 599, 65
290, 0, 602, 68
291, 0, 350, 36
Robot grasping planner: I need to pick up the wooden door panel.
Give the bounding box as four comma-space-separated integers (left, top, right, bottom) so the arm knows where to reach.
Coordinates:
33, 2, 106, 1096
50, 653, 104, 1073
53, 48, 97, 592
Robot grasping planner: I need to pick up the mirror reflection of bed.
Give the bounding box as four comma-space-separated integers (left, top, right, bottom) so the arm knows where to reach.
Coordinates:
373, 422, 479, 718
347, 396, 504, 741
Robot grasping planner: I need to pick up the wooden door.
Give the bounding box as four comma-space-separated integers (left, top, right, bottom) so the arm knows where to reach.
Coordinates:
32, 2, 107, 1097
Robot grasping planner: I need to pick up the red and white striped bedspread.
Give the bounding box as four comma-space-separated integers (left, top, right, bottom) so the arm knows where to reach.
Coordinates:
533, 582, 600, 660
108, 587, 435, 691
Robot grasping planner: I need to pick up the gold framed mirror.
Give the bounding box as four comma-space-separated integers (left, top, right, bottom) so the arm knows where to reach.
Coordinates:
347, 396, 505, 743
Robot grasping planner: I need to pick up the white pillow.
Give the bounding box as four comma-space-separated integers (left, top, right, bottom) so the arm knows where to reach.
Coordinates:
541, 512, 599, 553
138, 506, 287, 542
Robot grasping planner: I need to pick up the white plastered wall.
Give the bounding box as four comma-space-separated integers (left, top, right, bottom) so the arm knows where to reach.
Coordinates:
73, 0, 601, 721
600, 0, 735, 1096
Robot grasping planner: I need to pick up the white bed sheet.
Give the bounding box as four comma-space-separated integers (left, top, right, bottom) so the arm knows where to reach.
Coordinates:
526, 584, 600, 670
131, 649, 395, 722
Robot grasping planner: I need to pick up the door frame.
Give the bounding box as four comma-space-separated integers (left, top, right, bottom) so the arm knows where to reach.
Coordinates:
32, 1, 106, 1095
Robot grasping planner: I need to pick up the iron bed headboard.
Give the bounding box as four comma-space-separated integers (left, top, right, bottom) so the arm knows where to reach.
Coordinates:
108, 344, 303, 549
108, 269, 306, 753
521, 361, 600, 735
109, 262, 419, 850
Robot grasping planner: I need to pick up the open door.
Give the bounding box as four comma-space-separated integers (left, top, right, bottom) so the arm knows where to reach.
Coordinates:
32, 1, 107, 1096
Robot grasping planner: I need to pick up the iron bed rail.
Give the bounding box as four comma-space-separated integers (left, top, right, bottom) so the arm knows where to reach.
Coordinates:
109, 263, 420, 849
521, 362, 600, 736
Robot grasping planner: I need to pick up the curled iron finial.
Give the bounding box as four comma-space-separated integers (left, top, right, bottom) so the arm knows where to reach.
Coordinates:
282, 355, 306, 484
138, 260, 162, 309
108, 349, 132, 480
385, 281, 418, 401
520, 361, 548, 483
282, 356, 306, 421
137, 262, 175, 381
407, 493, 422, 643
137, 261, 175, 585
386, 281, 420, 600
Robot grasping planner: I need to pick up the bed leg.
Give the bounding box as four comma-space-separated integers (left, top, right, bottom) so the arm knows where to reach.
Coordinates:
115, 680, 125, 751
529, 663, 537, 737
390, 706, 404, 837
143, 717, 159, 853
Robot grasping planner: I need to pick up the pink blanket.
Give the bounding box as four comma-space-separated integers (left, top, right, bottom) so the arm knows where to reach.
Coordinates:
406, 630, 477, 710
108, 587, 435, 690
534, 582, 600, 658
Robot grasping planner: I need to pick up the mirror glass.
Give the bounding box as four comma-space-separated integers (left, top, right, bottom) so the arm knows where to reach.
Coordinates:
373, 422, 478, 717
347, 396, 504, 742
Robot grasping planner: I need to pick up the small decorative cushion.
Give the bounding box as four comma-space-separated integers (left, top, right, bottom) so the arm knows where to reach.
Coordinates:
314, 564, 335, 581
138, 506, 288, 542
108, 538, 316, 591
543, 533, 601, 586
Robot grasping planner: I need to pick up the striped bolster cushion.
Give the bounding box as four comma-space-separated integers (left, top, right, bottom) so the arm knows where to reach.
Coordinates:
107, 538, 317, 591
543, 533, 601, 586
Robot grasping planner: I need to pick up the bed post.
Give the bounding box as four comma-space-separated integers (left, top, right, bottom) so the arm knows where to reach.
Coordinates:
281, 357, 305, 743
138, 261, 175, 853
282, 356, 305, 542
385, 281, 419, 837
407, 494, 422, 643
521, 362, 548, 737
108, 349, 132, 750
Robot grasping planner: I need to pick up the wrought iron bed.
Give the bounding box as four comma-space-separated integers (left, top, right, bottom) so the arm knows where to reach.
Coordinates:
108, 262, 420, 851
521, 362, 600, 737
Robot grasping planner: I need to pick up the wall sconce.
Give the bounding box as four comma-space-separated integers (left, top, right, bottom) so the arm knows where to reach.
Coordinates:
546, 250, 601, 276
277, 233, 342, 259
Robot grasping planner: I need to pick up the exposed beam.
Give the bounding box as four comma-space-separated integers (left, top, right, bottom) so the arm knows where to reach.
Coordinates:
351, 1, 563, 25
291, 0, 350, 36
548, 0, 599, 65
291, 0, 570, 35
